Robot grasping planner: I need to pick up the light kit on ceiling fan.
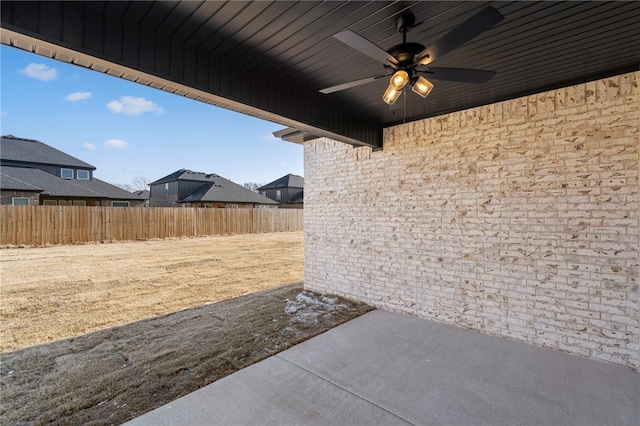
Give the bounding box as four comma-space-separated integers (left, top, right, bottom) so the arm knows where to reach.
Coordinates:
320, 6, 505, 105
411, 76, 434, 98
382, 70, 435, 105
390, 70, 409, 89
382, 85, 402, 105
382, 70, 409, 105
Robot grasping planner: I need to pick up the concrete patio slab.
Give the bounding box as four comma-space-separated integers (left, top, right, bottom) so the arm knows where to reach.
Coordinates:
126, 354, 409, 425
126, 310, 639, 426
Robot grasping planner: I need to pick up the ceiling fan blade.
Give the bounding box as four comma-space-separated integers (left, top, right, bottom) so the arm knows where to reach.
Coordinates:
334, 30, 399, 66
419, 67, 496, 84
415, 6, 504, 66
320, 74, 389, 94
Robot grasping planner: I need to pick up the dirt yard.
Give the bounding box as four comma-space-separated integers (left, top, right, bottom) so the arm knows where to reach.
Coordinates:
0, 232, 373, 425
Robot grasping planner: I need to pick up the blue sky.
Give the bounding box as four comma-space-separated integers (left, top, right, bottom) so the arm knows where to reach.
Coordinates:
0, 45, 303, 187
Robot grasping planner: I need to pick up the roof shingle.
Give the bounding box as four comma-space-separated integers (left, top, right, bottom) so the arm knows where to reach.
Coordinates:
258, 174, 304, 190
151, 169, 277, 205
1, 136, 145, 201
0, 166, 102, 197
1, 135, 96, 169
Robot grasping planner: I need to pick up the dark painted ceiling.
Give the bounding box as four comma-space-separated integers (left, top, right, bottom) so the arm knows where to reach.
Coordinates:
2, 1, 639, 148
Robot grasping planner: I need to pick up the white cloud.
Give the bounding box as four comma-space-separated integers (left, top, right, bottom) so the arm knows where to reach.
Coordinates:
65, 91, 92, 102
104, 139, 128, 149
262, 133, 279, 142
83, 142, 97, 150
106, 96, 164, 116
19, 63, 59, 81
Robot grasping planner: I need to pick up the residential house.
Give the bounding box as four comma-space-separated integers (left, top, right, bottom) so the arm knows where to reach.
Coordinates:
149, 169, 277, 208
0, 135, 145, 206
258, 174, 304, 209
133, 189, 150, 207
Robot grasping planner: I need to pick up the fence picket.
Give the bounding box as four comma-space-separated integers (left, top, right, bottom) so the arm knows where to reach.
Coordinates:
0, 206, 302, 246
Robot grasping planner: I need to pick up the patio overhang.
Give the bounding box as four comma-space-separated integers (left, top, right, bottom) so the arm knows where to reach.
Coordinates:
272, 128, 322, 145
1, 1, 639, 149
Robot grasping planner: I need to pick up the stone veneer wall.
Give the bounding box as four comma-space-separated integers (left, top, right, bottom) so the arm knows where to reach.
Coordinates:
304, 71, 639, 369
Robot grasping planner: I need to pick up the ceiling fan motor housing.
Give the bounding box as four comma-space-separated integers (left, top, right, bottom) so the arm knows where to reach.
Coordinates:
389, 12, 425, 67
387, 42, 426, 66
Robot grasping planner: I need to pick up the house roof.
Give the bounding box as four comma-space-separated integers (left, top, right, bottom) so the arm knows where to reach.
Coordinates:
150, 169, 222, 185
258, 174, 304, 190
133, 189, 150, 199
179, 182, 278, 205
0, 170, 43, 192
0, 135, 144, 201
152, 169, 278, 205
73, 177, 146, 200
1, 135, 96, 170
0, 166, 145, 200
0, 166, 102, 197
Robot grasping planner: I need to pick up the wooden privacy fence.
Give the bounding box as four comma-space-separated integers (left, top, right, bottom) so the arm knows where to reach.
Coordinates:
0, 206, 303, 246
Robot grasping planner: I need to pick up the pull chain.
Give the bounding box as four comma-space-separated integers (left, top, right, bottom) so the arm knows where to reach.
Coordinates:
403, 88, 407, 124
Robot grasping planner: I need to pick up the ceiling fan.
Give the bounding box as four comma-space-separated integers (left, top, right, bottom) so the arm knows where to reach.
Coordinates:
319, 6, 505, 105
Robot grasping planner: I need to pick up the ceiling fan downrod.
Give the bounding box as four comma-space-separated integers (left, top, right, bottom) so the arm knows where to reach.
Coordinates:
395, 13, 415, 42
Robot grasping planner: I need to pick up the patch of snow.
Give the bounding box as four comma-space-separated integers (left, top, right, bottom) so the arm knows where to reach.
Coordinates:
284, 303, 298, 315
281, 326, 300, 335
284, 291, 350, 326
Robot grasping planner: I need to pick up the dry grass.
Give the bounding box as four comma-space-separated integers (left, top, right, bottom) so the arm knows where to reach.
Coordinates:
0, 232, 373, 425
1, 232, 305, 352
